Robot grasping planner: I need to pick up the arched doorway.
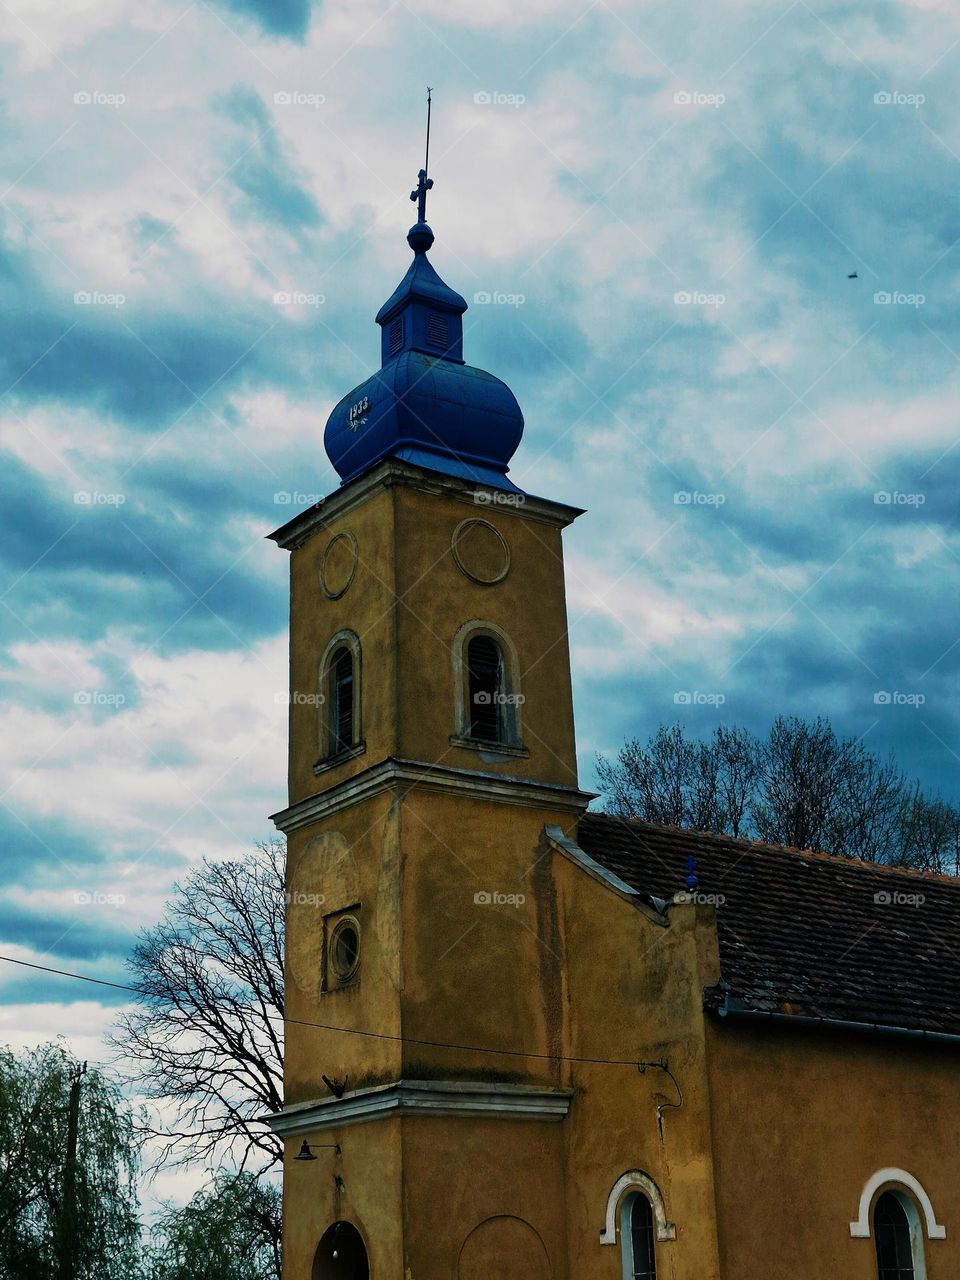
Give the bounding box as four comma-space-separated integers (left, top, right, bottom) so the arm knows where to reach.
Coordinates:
313, 1221, 369, 1280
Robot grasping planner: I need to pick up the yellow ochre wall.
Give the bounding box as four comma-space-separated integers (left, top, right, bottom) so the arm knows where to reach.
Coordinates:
281, 1116, 404, 1280
280, 460, 588, 1127
281, 783, 729, 1279
279, 464, 596, 1279
285, 471, 579, 807
706, 1021, 960, 1279
283, 791, 403, 1107
282, 795, 729, 1278
548, 846, 724, 1280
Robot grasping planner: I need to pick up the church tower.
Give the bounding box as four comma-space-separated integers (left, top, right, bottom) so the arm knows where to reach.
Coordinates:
268, 153, 591, 1279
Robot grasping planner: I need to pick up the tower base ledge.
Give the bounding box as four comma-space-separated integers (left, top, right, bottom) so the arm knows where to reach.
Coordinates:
271, 757, 595, 833
266, 1079, 574, 1134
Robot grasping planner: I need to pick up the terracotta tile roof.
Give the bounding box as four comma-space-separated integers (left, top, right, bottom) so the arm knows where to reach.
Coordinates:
577, 812, 960, 1037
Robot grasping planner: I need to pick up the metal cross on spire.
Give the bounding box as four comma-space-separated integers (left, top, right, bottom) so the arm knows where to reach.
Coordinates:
410, 87, 434, 223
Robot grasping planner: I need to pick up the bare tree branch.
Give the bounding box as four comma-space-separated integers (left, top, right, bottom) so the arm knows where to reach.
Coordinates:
598, 717, 958, 872
110, 839, 286, 1178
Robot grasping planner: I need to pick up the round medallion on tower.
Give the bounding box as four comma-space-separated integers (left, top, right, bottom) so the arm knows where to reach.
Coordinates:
451, 518, 510, 585
319, 531, 358, 600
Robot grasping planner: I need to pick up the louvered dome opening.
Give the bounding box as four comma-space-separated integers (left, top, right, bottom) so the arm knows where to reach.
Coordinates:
330, 646, 355, 753
426, 311, 449, 350
389, 316, 404, 356
467, 635, 502, 742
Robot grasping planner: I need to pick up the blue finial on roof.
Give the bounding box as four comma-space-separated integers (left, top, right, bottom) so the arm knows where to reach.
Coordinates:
685, 855, 699, 892
323, 92, 525, 492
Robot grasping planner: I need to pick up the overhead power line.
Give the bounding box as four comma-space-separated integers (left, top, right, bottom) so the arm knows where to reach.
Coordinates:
0, 953, 640, 1069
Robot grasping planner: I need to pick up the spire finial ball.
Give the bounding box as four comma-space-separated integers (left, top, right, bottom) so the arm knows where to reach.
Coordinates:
407, 221, 435, 254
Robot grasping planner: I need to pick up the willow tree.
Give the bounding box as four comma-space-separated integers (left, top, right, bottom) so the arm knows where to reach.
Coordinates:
147, 1172, 281, 1280
0, 1041, 141, 1280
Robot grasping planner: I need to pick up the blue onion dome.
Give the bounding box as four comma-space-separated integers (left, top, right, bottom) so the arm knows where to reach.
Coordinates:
324, 214, 525, 492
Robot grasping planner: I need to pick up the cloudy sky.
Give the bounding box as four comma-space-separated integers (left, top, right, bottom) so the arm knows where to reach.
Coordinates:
1, 0, 958, 1149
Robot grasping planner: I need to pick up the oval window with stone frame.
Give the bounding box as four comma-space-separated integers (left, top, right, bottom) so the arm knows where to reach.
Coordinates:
329, 916, 361, 985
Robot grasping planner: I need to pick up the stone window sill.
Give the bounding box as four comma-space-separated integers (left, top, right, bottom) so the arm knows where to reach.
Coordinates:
449, 735, 529, 760
313, 741, 366, 775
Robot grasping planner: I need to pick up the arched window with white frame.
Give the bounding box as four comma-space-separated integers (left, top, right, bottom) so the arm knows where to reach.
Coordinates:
849, 1166, 946, 1280
600, 1169, 675, 1280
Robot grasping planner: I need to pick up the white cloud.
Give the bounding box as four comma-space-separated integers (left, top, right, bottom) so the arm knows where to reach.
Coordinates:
0, 994, 121, 1057
0, 0, 134, 67
0, 634, 286, 862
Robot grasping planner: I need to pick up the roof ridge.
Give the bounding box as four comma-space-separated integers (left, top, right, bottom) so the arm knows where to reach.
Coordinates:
584, 812, 960, 887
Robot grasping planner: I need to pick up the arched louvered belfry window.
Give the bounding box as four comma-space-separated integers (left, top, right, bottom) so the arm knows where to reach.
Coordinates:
453, 621, 523, 752
467, 634, 503, 742
874, 1192, 917, 1280
329, 645, 355, 754
621, 1193, 657, 1280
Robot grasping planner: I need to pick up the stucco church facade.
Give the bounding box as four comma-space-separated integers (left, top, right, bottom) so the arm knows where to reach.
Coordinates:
266, 174, 960, 1279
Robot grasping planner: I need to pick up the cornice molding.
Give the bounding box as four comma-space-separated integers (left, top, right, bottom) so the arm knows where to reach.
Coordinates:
267, 1080, 573, 1134
543, 825, 668, 925
267, 458, 585, 550
271, 758, 595, 832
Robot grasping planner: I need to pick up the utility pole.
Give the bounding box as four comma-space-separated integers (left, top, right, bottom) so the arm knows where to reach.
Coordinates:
57, 1060, 87, 1280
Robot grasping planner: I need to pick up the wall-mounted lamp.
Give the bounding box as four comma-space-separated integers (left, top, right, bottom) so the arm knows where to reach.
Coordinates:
292, 1139, 342, 1162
